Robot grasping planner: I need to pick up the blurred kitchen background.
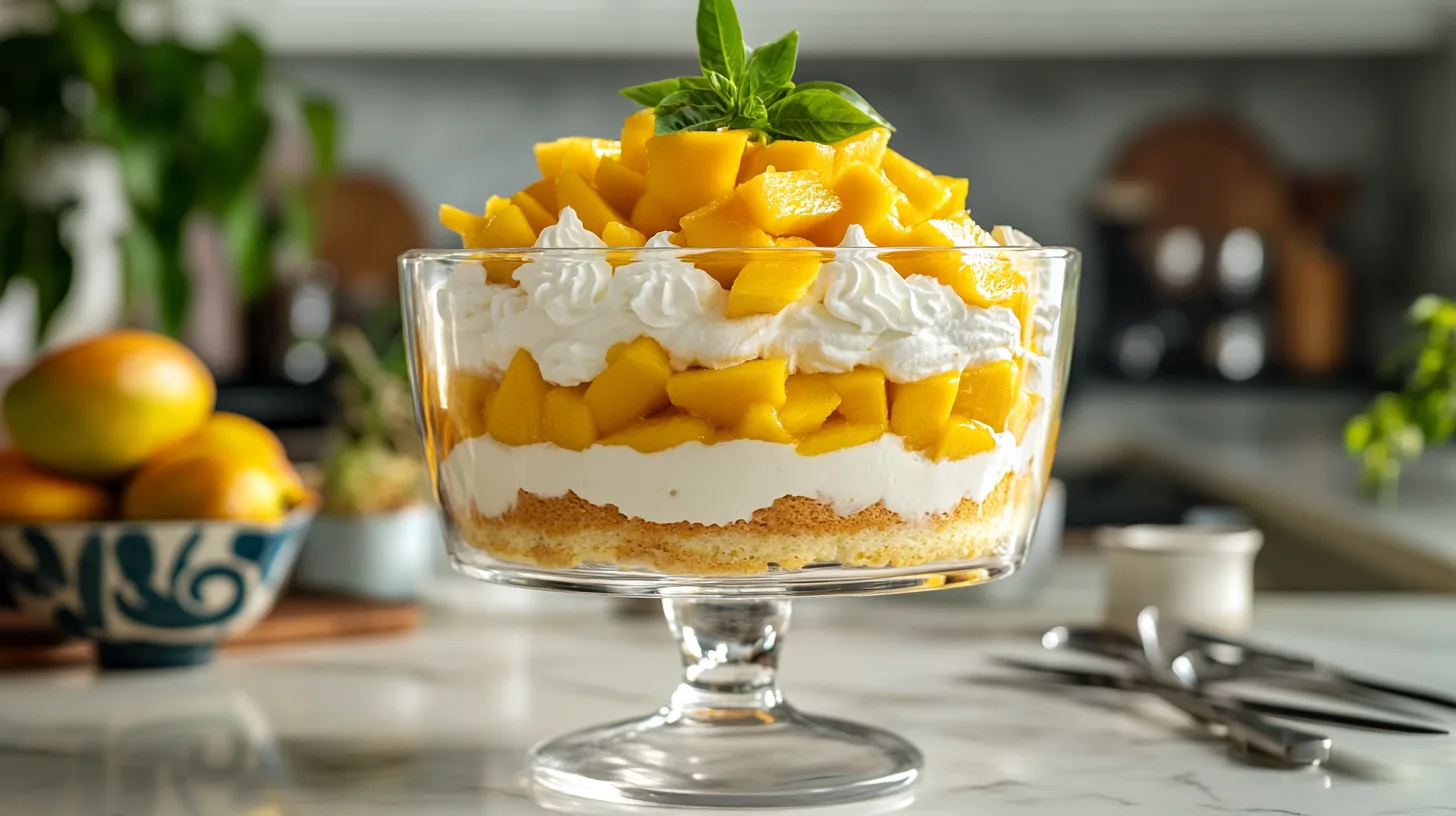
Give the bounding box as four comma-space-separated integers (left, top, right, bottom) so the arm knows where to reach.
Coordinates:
6, 0, 1456, 599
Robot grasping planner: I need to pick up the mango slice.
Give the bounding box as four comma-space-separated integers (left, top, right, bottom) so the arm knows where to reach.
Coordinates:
620, 109, 655, 173
805, 163, 898, 246
1008, 393, 1040, 442
485, 195, 512, 219
596, 157, 647, 216
774, 236, 817, 248
543, 385, 598, 451
830, 127, 890, 176
440, 204, 486, 244
584, 337, 672, 434
603, 221, 647, 247
738, 403, 793, 443
534, 137, 620, 186
934, 415, 997, 461
679, 197, 774, 249
447, 371, 497, 441
828, 368, 888, 425
880, 149, 952, 218
935, 176, 969, 218
888, 216, 1028, 312
641, 131, 750, 227
739, 140, 836, 183
727, 256, 823, 318
796, 418, 886, 456
889, 370, 961, 452
630, 195, 681, 237
780, 373, 841, 436
512, 190, 557, 233
666, 358, 789, 428
601, 413, 713, 453
736, 169, 841, 236
953, 359, 1020, 432
556, 168, 626, 236
524, 178, 557, 213
487, 350, 548, 446
477, 205, 538, 283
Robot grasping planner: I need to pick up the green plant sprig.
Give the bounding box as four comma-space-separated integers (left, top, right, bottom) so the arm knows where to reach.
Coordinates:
1345, 295, 1456, 499
619, 0, 893, 144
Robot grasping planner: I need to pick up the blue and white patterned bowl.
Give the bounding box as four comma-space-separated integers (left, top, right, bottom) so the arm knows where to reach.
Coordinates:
0, 510, 314, 669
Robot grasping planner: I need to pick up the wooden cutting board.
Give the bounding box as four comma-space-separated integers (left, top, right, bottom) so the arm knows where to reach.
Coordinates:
0, 592, 423, 670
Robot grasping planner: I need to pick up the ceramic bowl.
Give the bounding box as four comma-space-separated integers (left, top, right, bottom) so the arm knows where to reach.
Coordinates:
293, 504, 441, 601
0, 510, 314, 669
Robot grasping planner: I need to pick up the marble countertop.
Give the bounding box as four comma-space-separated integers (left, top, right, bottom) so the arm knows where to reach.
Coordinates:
1059, 385, 1456, 590
3, 559, 1455, 816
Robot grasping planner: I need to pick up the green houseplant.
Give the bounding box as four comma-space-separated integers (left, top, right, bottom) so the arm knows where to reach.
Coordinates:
0, 0, 335, 340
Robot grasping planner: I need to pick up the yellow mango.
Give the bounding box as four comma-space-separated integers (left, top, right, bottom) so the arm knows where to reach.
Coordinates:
486, 350, 549, 446
738, 403, 793, 443
556, 168, 626, 236
934, 415, 997, 461
486, 195, 511, 218
774, 236, 817, 248
620, 109, 655, 173
796, 418, 886, 456
629, 195, 680, 237
780, 373, 841, 436
603, 221, 647, 247
830, 127, 890, 175
953, 359, 1021, 432
524, 178, 557, 213
440, 204, 487, 244
584, 336, 672, 434
679, 196, 774, 249
880, 149, 952, 218
739, 140, 836, 182
642, 131, 749, 226
727, 256, 822, 317
736, 169, 841, 237
889, 370, 961, 452
595, 157, 647, 216
543, 385, 598, 451
447, 371, 497, 440
804, 163, 898, 246
888, 217, 1028, 312
689, 250, 751, 289
512, 190, 557, 233
935, 176, 969, 218
666, 358, 788, 428
477, 205, 538, 283
534, 137, 620, 185
829, 368, 888, 425
601, 414, 713, 453
1008, 393, 1040, 442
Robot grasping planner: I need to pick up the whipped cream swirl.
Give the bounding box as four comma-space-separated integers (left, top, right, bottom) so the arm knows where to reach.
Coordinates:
514, 209, 612, 325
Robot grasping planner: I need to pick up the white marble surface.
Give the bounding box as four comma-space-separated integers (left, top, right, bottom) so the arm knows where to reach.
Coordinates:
1059, 385, 1456, 590
2, 560, 1455, 816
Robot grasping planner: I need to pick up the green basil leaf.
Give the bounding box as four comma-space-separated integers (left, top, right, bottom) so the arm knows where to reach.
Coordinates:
766, 88, 885, 143
654, 88, 730, 134
729, 95, 768, 131
620, 77, 689, 107
791, 80, 895, 131
745, 30, 798, 97
301, 94, 338, 177
696, 0, 745, 82
705, 70, 737, 104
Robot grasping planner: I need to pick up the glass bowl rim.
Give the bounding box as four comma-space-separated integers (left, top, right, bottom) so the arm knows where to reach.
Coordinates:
401, 245, 1082, 263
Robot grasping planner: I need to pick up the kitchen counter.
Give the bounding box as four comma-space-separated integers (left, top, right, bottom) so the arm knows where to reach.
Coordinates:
1059, 385, 1456, 591
2, 559, 1454, 816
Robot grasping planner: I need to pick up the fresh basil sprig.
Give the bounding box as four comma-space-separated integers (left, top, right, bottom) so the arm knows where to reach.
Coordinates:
619, 0, 893, 144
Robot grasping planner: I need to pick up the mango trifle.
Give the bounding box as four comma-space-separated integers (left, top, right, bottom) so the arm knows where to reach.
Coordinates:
420, 35, 1067, 580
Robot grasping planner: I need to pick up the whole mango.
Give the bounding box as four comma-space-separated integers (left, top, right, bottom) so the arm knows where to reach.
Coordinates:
159, 412, 311, 507
121, 453, 293, 522
3, 331, 215, 478
0, 448, 114, 522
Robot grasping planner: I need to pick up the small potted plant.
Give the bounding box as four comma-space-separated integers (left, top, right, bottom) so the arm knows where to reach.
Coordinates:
293, 326, 436, 601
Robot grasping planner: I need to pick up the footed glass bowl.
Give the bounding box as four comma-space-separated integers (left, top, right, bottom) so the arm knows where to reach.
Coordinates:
402, 243, 1078, 808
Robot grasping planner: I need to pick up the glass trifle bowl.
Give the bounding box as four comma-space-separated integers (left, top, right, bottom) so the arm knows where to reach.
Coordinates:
400, 229, 1079, 808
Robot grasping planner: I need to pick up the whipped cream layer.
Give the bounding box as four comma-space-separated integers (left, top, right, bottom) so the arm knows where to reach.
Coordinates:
438, 209, 1030, 386
441, 411, 1047, 526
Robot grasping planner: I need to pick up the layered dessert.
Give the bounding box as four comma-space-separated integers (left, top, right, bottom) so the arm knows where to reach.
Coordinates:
425, 23, 1065, 576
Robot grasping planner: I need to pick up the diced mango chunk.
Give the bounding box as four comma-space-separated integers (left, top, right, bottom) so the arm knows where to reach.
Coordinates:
603, 221, 647, 247
543, 385, 598, 451
642, 131, 749, 227
447, 371, 497, 440
524, 178, 557, 213
620, 109, 655, 173
738, 403, 793, 443
829, 368, 888, 425
953, 359, 1020, 432
880, 149, 952, 218
774, 236, 817, 248
667, 359, 788, 428
805, 163, 899, 246
736, 169, 841, 236
888, 216, 1028, 312
595, 157, 647, 216
889, 370, 961, 452
679, 197, 774, 249
556, 168, 627, 236
934, 415, 997, 461
1007, 393, 1040, 442
512, 190, 557, 233
534, 137, 620, 186
830, 127, 890, 176
477, 205, 538, 283
485, 195, 511, 219
584, 337, 672, 434
440, 204, 487, 244
935, 176, 968, 218
601, 414, 712, 453
630, 195, 680, 237
727, 256, 823, 318
739, 140, 836, 183
796, 418, 886, 456
780, 373, 841, 436
487, 350, 548, 446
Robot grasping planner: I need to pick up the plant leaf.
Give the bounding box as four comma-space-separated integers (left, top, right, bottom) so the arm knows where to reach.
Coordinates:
791, 80, 895, 131
767, 88, 886, 143
729, 95, 769, 130
704, 70, 737, 104
745, 30, 798, 96
696, 0, 745, 82
222, 189, 270, 301
301, 94, 338, 176
18, 205, 74, 343
156, 240, 190, 338
654, 89, 731, 134
620, 77, 687, 107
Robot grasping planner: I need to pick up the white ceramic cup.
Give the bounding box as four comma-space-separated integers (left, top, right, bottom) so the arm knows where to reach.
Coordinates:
1096, 525, 1264, 636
